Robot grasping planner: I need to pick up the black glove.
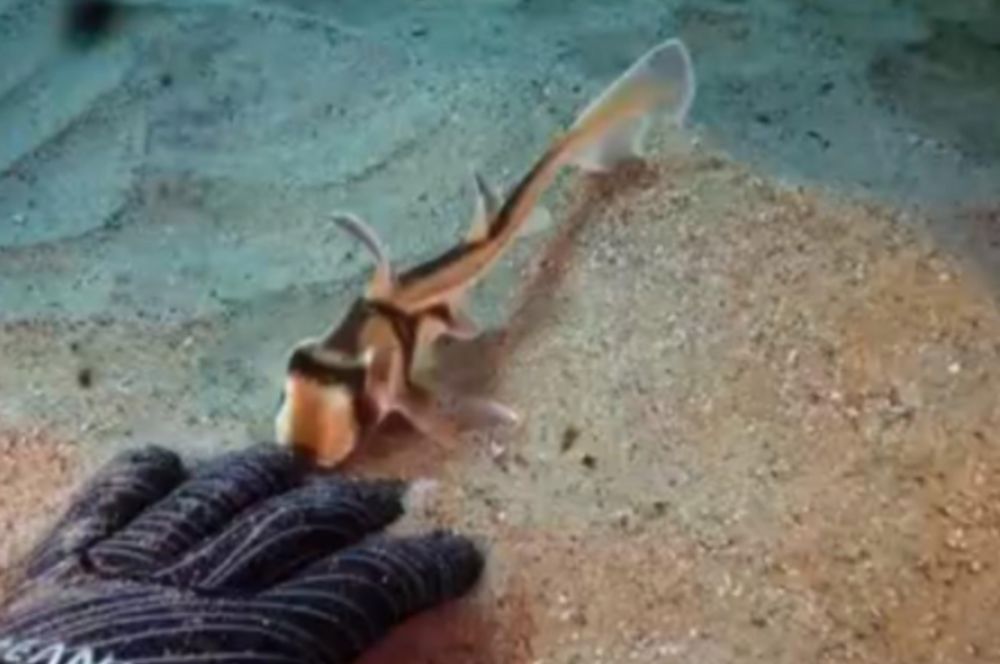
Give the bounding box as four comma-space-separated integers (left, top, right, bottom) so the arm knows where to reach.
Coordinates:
0, 444, 483, 664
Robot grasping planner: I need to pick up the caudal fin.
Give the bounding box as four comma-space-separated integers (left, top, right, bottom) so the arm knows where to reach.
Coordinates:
568, 38, 695, 173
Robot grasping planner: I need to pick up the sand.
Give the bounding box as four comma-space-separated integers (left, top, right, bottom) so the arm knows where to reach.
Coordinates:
352, 150, 1000, 663
0, 429, 79, 597
1, 0, 999, 662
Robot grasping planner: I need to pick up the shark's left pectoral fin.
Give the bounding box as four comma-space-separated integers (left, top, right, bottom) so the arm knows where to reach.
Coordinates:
396, 382, 519, 448
395, 384, 462, 446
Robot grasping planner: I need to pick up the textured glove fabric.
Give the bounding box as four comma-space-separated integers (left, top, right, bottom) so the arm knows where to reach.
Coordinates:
0, 444, 483, 664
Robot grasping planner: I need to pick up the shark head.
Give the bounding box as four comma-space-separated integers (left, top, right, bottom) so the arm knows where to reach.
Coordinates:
274, 340, 375, 468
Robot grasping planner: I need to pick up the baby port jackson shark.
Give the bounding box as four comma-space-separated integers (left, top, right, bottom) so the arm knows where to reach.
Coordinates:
275, 38, 697, 468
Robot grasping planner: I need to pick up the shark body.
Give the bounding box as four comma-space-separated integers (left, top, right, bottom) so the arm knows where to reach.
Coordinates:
276, 38, 696, 467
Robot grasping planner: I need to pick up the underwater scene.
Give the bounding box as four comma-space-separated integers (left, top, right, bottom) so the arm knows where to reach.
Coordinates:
1, 0, 999, 662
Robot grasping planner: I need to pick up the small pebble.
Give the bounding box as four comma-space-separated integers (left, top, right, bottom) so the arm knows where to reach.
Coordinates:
76, 367, 93, 389
560, 425, 580, 452
489, 439, 506, 460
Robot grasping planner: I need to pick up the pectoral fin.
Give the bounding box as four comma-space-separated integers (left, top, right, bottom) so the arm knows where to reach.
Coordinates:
569, 38, 696, 172
451, 394, 521, 428
395, 383, 519, 447
395, 384, 462, 446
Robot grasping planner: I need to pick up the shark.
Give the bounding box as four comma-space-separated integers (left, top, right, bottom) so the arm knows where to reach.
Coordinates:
275, 38, 696, 467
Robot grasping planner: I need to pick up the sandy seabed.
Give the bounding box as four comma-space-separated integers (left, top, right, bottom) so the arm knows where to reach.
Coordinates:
2, 1, 999, 662
3, 146, 999, 663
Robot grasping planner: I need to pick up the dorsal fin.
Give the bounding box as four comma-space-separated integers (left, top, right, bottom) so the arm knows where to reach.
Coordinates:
331, 213, 395, 298
467, 170, 500, 243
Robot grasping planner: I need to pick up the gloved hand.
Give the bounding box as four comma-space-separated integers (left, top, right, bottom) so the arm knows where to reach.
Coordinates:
0, 444, 483, 664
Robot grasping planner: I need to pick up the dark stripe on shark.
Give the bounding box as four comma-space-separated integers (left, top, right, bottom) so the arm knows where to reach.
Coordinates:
287, 347, 368, 392
357, 300, 455, 378
321, 298, 445, 364
314, 295, 456, 417
323, 299, 374, 354
318, 298, 446, 380
286, 345, 380, 434
363, 300, 457, 378
397, 242, 479, 285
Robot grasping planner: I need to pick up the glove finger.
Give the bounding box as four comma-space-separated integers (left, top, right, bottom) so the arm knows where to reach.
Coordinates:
154, 478, 406, 592
0, 590, 323, 664
0, 534, 483, 664
259, 532, 484, 661
22, 445, 184, 582
88, 444, 301, 576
